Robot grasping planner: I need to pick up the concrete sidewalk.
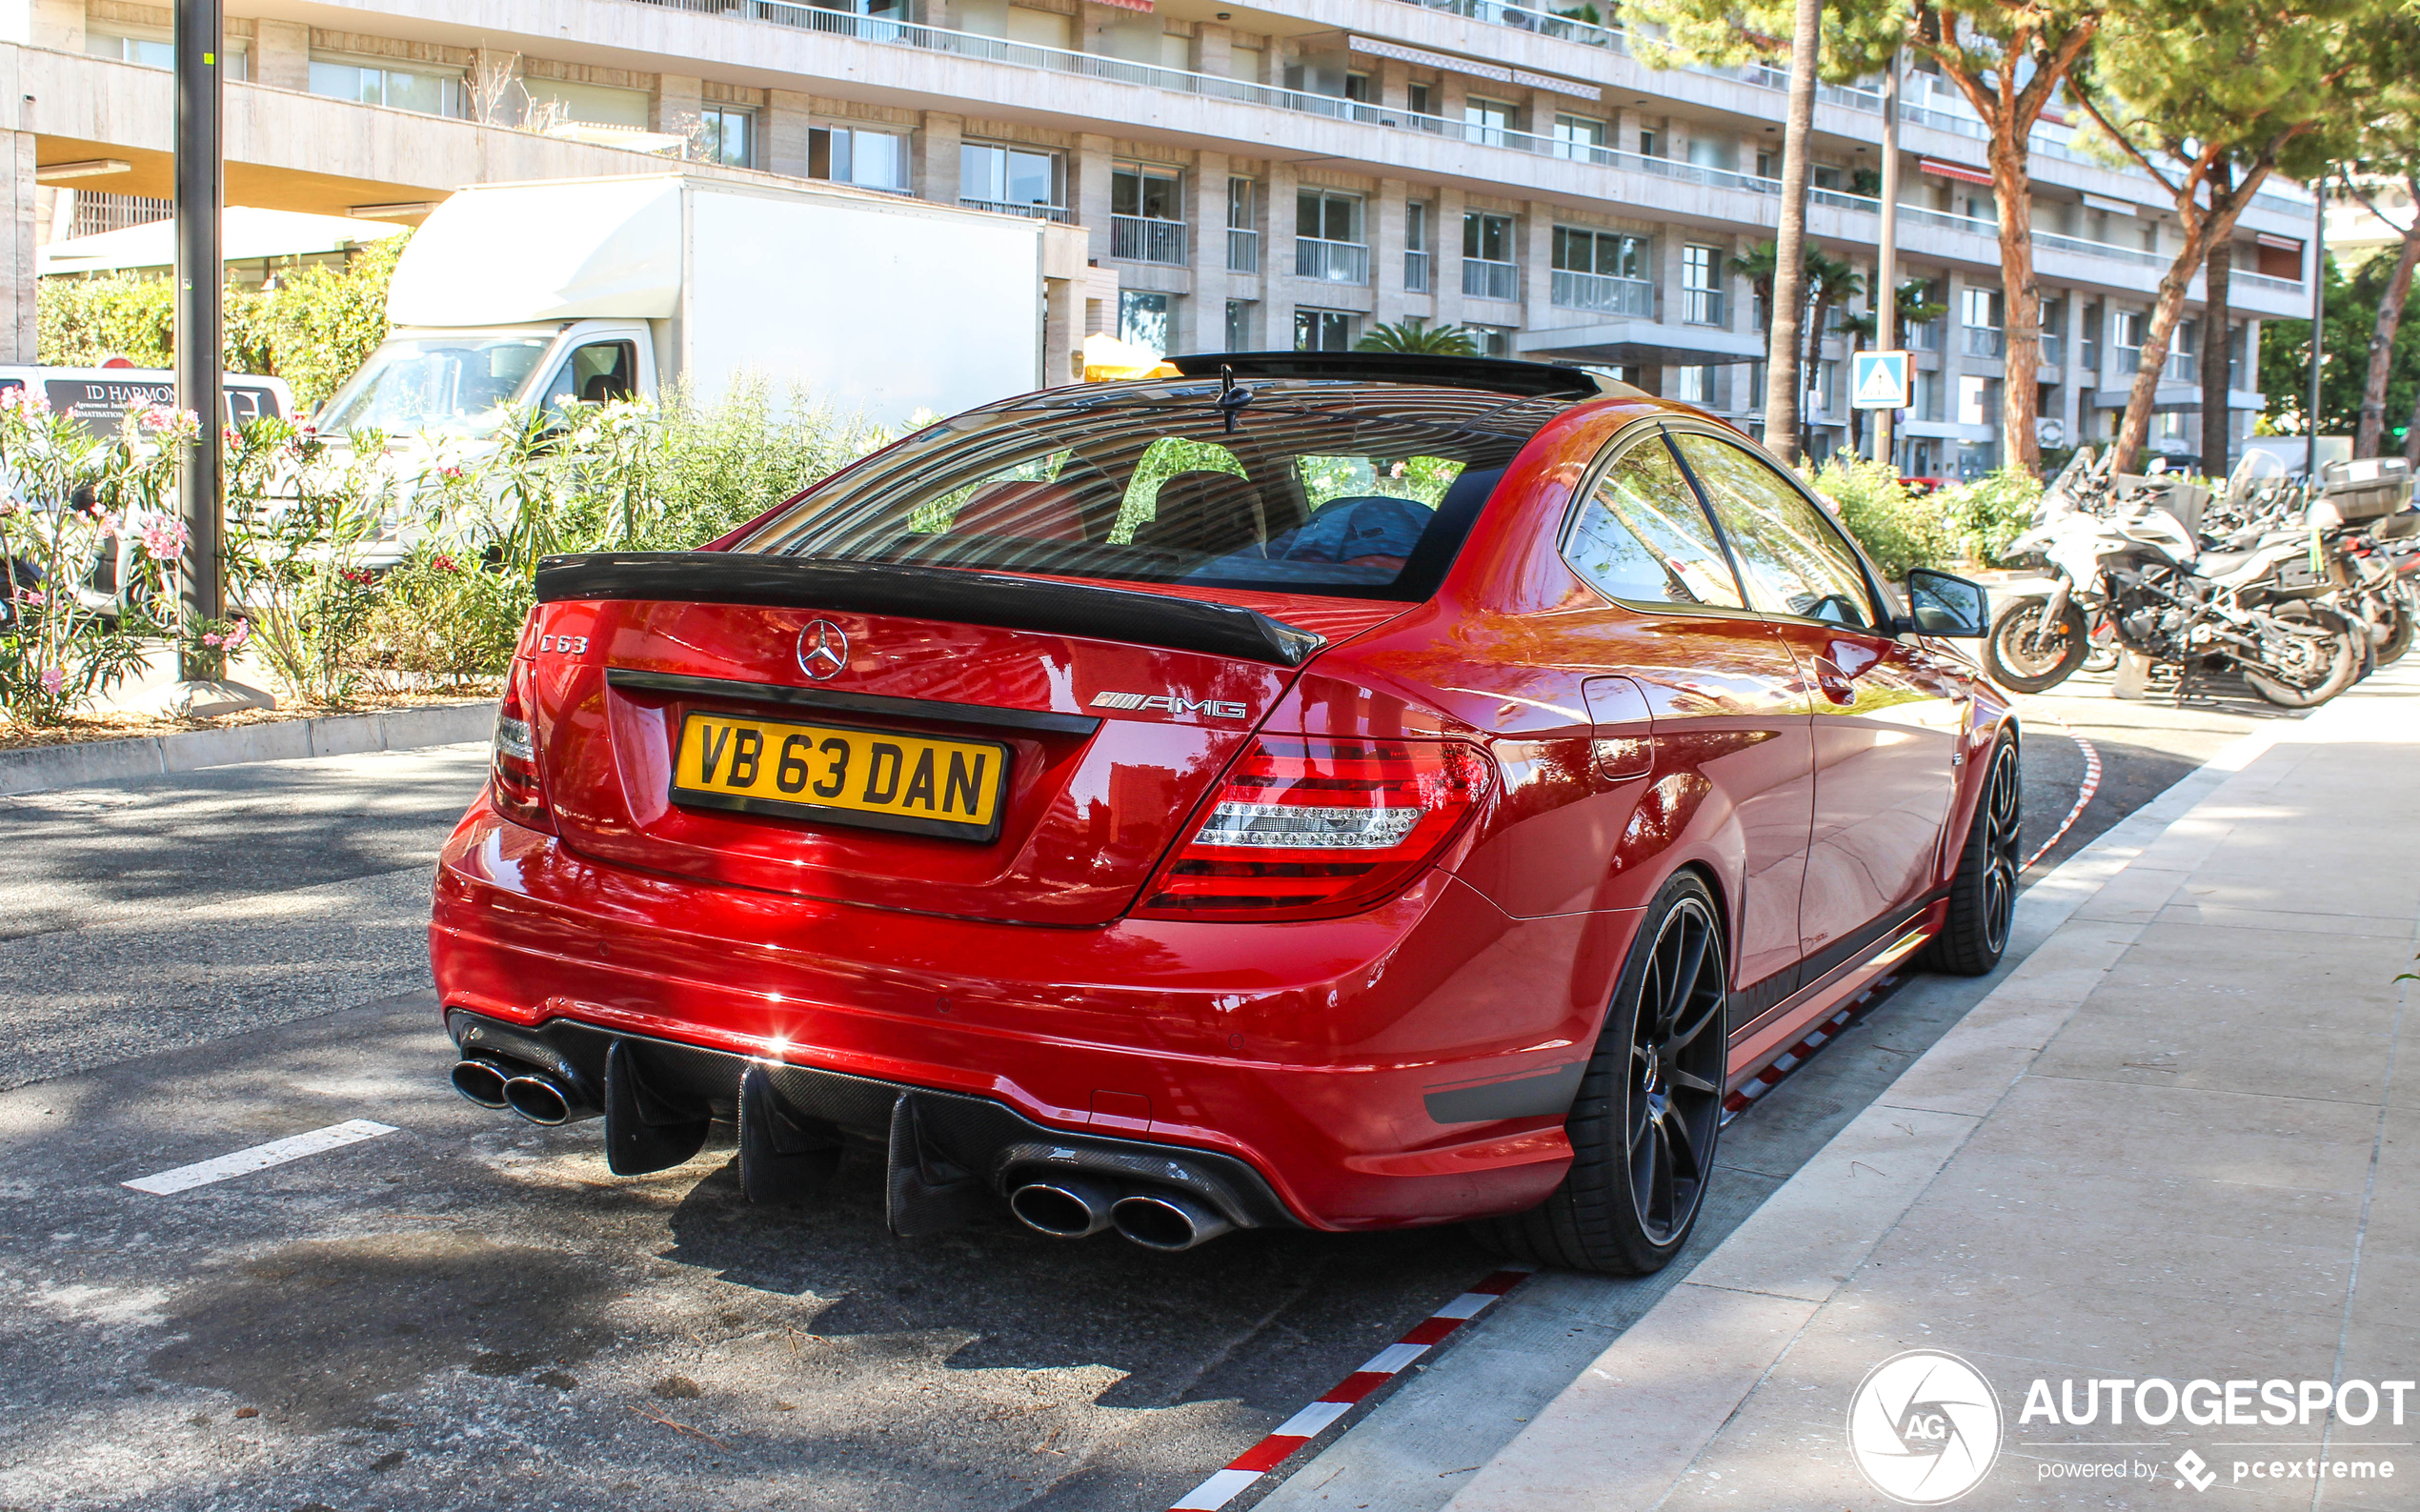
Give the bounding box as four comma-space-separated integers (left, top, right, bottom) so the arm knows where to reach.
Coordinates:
1446, 662, 2420, 1510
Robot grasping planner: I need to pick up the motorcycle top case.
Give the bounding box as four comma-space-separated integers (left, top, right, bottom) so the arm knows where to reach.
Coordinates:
2320, 459, 2414, 523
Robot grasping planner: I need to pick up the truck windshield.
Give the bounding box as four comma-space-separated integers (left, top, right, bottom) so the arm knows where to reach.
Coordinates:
735, 379, 1568, 601
316, 336, 553, 437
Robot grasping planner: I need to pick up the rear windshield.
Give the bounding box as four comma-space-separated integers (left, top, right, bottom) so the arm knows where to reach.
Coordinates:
735, 380, 1569, 600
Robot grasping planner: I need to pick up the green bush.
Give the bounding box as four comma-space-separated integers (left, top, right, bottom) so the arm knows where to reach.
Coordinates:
356, 550, 530, 684
1805, 455, 1954, 579
38, 274, 176, 369
1936, 466, 2045, 565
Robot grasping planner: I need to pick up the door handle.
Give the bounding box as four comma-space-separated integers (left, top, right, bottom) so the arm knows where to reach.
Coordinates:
1810, 655, 1856, 707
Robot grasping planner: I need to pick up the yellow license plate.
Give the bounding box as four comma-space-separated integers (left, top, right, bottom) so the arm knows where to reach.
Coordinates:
670, 711, 1010, 842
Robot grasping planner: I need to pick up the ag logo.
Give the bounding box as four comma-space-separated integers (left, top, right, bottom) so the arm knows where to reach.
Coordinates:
797, 619, 850, 681
1846, 1349, 2003, 1504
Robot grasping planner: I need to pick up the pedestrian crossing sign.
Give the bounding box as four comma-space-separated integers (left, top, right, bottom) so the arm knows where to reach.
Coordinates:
1851, 351, 1910, 410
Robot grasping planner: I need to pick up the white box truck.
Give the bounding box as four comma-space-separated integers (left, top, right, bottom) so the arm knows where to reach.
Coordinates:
314, 172, 1089, 439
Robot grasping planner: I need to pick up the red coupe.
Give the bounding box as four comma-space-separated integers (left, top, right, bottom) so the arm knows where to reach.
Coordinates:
431, 353, 2015, 1275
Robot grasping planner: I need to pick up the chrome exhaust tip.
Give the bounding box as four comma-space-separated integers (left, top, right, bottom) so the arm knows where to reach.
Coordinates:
1008, 1179, 1116, 1238
502, 1073, 575, 1127
450, 1058, 511, 1111
1110, 1191, 1234, 1252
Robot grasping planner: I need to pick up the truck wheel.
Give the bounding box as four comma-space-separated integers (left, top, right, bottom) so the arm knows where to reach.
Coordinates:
1470, 873, 1726, 1276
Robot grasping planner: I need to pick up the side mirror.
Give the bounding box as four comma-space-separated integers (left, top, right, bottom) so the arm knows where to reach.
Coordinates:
1903, 567, 1988, 637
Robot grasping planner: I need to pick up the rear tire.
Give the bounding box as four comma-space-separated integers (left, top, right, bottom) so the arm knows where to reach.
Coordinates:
2241, 602, 2361, 709
1919, 736, 2022, 977
1984, 597, 2089, 694
1469, 873, 1726, 1276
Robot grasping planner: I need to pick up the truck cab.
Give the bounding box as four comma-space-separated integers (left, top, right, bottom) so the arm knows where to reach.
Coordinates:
313, 319, 660, 439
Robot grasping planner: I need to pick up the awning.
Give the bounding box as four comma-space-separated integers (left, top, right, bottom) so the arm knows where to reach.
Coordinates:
1344, 36, 1597, 97
1094, 0, 1153, 11
2256, 232, 2304, 253
1920, 158, 1995, 188
1516, 319, 1765, 368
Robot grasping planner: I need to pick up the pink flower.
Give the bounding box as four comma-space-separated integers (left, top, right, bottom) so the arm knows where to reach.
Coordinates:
139, 516, 191, 558
18, 588, 43, 606
201, 632, 224, 648
439, 466, 466, 481
226, 618, 250, 651
39, 668, 62, 693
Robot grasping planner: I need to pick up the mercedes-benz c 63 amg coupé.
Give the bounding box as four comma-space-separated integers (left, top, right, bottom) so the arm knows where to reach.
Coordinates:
431, 353, 2014, 1274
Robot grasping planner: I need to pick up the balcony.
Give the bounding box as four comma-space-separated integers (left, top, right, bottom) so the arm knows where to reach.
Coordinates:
1550, 269, 1654, 317
1405, 250, 1431, 293
1297, 236, 1370, 285
959, 197, 1071, 222
1226, 227, 1259, 274
1964, 326, 2005, 358
1463, 258, 1519, 302
1906, 322, 1943, 352
1111, 215, 1186, 266
1681, 288, 1724, 326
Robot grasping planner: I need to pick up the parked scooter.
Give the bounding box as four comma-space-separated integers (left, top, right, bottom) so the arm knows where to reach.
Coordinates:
1985, 448, 2366, 707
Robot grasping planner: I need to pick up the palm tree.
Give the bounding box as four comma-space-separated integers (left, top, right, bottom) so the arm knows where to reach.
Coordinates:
1727, 243, 1779, 332
1837, 280, 1946, 461
1356, 317, 1481, 356
1801, 249, 1865, 455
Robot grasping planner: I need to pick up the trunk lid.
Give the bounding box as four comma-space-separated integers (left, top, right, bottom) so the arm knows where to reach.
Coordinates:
525, 562, 1412, 926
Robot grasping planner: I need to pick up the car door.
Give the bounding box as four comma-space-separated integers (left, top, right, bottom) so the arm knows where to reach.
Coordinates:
1665, 429, 1964, 972
1553, 426, 1816, 1008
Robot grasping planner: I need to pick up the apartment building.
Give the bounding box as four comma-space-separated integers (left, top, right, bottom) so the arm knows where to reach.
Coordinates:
6, 0, 2318, 472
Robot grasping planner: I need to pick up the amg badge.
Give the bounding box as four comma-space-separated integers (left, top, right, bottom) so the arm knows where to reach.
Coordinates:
1092, 691, 1250, 720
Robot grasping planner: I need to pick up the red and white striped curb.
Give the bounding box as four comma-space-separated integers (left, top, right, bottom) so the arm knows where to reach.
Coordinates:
2024, 730, 2102, 870
1166, 1268, 1535, 1511
1720, 971, 1905, 1120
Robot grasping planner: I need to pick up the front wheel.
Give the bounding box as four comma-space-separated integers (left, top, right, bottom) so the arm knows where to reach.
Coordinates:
1984, 596, 2089, 694
2240, 602, 2362, 709
1470, 873, 1727, 1276
1920, 736, 2022, 976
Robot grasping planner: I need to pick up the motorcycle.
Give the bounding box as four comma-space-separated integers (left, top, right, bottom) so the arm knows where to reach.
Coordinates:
1985, 448, 2366, 707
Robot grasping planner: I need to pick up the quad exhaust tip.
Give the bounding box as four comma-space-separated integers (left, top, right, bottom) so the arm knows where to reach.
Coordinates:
450, 1058, 511, 1111
1110, 1191, 1234, 1252
1008, 1179, 1116, 1238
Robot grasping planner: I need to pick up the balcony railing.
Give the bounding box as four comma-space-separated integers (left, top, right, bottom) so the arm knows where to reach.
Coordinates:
959, 197, 1073, 222
1463, 257, 1519, 301
1111, 215, 1186, 265
1681, 288, 1724, 326
1550, 269, 1654, 317
1405, 250, 1431, 292
1297, 236, 1370, 285
1226, 227, 1259, 273
1964, 327, 2005, 358
1906, 321, 1942, 352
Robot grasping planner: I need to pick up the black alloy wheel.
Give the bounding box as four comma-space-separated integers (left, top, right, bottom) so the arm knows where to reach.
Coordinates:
1922, 736, 2022, 976
1471, 873, 1728, 1275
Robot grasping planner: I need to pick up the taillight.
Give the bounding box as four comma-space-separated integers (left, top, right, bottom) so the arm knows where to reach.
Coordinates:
491, 657, 554, 834
1133, 736, 1494, 922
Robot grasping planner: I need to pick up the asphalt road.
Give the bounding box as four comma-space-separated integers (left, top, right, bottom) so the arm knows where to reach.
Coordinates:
0, 673, 2306, 1512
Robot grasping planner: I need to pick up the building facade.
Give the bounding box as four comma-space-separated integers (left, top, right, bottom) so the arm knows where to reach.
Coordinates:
6, 0, 2318, 472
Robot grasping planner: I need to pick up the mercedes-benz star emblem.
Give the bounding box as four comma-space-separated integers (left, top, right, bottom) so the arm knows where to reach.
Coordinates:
797, 619, 850, 680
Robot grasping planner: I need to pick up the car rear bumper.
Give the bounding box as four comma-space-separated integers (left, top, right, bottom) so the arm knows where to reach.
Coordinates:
430, 796, 1618, 1231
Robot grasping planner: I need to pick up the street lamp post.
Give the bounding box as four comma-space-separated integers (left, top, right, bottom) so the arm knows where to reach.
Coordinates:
1873, 50, 1902, 468
2307, 181, 2325, 478
174, 0, 223, 679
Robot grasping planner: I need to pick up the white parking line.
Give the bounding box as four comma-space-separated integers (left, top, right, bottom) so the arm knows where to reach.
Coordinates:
122, 1119, 400, 1195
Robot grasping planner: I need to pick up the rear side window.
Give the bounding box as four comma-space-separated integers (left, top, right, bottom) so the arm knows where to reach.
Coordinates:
1670, 433, 1879, 629
736, 381, 1569, 601
1564, 433, 1745, 610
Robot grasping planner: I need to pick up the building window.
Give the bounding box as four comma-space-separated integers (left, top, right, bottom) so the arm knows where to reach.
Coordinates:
699, 106, 755, 168
1957, 373, 2001, 427
1111, 162, 1186, 264
1960, 286, 2003, 330
2083, 301, 2104, 371
1552, 228, 1651, 315
1224, 299, 1256, 352
1674, 365, 1718, 405
1756, 149, 1776, 179
810, 126, 908, 191
1405, 201, 1433, 292
92, 30, 249, 78
1407, 81, 1434, 117
1342, 71, 1372, 103
525, 80, 652, 129
309, 58, 464, 116
1681, 244, 1724, 325
1119, 291, 1174, 356
1465, 97, 1516, 147
1225, 177, 1259, 272
1639, 127, 1664, 158
1911, 370, 1944, 422
1295, 308, 1356, 352
1462, 212, 1517, 301
1297, 191, 1367, 284
1553, 114, 1606, 162
961, 142, 1064, 218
